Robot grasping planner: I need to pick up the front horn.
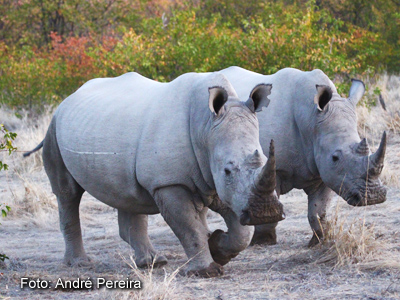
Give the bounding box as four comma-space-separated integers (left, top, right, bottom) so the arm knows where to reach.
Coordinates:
254, 140, 276, 195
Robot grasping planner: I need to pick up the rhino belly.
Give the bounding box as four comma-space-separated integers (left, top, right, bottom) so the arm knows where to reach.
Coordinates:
60, 148, 158, 213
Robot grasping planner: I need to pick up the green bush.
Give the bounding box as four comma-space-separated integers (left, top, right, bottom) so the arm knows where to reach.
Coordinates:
0, 0, 398, 109
0, 124, 16, 261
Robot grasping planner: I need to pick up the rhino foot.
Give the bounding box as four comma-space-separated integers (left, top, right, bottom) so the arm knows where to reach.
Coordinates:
208, 229, 239, 266
308, 232, 324, 248
136, 255, 168, 269
182, 262, 224, 278
64, 255, 92, 267
250, 227, 277, 246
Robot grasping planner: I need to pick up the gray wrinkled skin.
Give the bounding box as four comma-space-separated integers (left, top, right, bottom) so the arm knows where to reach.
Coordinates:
39, 71, 282, 277
219, 66, 387, 246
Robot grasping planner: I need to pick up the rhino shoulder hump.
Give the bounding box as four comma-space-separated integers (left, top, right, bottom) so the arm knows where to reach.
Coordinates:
310, 68, 327, 77
223, 66, 246, 73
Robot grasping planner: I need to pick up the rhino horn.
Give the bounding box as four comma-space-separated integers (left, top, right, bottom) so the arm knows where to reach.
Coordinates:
368, 131, 386, 176
356, 138, 370, 155
254, 140, 276, 195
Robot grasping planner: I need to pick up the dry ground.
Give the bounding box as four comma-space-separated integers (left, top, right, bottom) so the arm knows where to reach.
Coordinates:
1, 74, 399, 299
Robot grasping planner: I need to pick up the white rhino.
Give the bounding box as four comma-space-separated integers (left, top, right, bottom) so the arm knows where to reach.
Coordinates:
218, 66, 387, 246
24, 72, 284, 277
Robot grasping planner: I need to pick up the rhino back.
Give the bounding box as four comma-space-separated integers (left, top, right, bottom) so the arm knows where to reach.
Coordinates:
55, 72, 211, 211
220, 67, 337, 193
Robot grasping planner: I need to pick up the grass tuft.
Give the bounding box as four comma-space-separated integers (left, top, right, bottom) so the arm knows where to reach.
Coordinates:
101, 254, 188, 300
316, 201, 400, 270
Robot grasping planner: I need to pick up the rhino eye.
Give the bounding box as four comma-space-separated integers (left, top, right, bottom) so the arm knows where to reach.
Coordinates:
332, 150, 342, 163
224, 168, 231, 176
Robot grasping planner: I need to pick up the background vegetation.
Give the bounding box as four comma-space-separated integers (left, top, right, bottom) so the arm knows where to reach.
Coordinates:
0, 123, 16, 261
0, 0, 399, 109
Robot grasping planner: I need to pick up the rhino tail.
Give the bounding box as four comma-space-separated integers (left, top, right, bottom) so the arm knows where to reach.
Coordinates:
23, 140, 44, 157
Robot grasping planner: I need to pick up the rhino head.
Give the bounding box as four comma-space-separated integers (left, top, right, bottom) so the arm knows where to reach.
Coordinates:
207, 84, 284, 225
313, 79, 387, 206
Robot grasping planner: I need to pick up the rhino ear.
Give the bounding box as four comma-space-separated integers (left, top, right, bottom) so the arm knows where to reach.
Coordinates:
209, 86, 228, 116
348, 79, 365, 106
246, 84, 272, 113
314, 85, 333, 111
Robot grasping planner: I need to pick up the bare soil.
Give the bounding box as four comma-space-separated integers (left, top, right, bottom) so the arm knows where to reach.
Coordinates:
1, 160, 399, 299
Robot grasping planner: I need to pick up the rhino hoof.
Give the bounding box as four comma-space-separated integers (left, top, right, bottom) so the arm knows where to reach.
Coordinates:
137, 255, 168, 268
250, 231, 277, 246
208, 229, 239, 266
64, 255, 92, 267
308, 234, 323, 248
183, 262, 224, 278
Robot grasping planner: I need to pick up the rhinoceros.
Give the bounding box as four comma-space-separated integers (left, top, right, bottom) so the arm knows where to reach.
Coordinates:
218, 66, 387, 247
24, 71, 284, 277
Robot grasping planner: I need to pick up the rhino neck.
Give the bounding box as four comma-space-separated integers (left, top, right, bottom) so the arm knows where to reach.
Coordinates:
190, 112, 216, 194
291, 100, 320, 179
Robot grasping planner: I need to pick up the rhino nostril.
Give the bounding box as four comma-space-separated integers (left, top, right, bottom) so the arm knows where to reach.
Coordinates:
332, 155, 339, 162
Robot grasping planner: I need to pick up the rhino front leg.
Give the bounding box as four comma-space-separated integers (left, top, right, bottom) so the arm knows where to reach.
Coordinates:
118, 211, 168, 268
208, 209, 254, 266
199, 206, 211, 235
250, 223, 278, 245
305, 183, 333, 247
154, 186, 223, 278
208, 199, 253, 265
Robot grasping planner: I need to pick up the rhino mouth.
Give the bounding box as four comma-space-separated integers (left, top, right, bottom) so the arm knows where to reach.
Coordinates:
345, 184, 387, 206
239, 196, 285, 226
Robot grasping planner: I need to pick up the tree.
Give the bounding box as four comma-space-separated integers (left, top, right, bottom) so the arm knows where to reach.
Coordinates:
0, 123, 16, 262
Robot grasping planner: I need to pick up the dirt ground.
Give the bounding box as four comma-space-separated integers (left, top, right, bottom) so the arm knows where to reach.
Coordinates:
1, 74, 400, 299
1, 181, 400, 299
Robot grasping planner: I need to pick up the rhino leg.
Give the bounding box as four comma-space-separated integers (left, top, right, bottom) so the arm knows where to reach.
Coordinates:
154, 186, 223, 278
306, 183, 333, 247
118, 211, 167, 268
56, 192, 89, 266
208, 199, 254, 265
250, 223, 278, 245
43, 119, 89, 266
199, 206, 211, 236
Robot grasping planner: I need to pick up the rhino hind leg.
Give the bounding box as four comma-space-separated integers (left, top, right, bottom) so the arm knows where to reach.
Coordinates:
154, 186, 223, 278
56, 192, 90, 266
118, 211, 167, 268
42, 118, 89, 266
306, 184, 333, 247
250, 223, 278, 245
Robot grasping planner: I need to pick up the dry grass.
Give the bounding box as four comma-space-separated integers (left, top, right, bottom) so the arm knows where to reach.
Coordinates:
316, 201, 400, 270
357, 74, 400, 137
101, 255, 188, 300
7, 173, 58, 227
1, 107, 58, 227
356, 74, 400, 188
380, 165, 400, 188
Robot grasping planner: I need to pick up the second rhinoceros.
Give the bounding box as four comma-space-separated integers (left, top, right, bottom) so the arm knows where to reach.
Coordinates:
24, 71, 284, 277
219, 66, 387, 246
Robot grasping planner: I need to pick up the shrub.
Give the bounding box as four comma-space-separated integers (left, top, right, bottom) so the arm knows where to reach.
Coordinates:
0, 0, 398, 109
0, 123, 17, 261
